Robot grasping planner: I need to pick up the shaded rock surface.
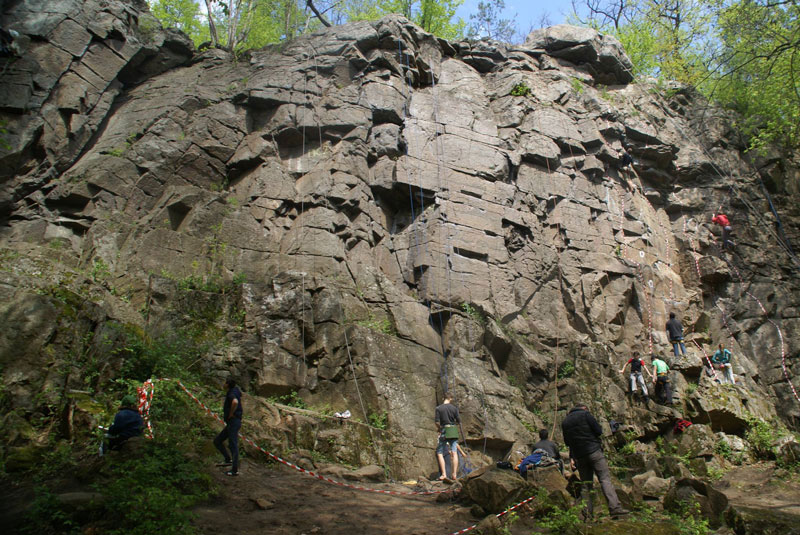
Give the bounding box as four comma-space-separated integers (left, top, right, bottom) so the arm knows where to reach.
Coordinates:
0, 0, 798, 493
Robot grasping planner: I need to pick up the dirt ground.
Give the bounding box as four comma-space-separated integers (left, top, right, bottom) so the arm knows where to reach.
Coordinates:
716, 462, 800, 515
193, 459, 485, 535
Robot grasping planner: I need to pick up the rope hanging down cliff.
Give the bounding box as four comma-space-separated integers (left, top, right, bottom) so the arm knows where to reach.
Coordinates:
639, 82, 800, 404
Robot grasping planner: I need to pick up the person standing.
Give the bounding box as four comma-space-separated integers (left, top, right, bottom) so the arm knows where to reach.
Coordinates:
711, 213, 735, 249
619, 351, 652, 402
666, 312, 687, 357
561, 405, 629, 519
434, 393, 461, 480
651, 355, 673, 405
214, 377, 243, 476
712, 343, 736, 384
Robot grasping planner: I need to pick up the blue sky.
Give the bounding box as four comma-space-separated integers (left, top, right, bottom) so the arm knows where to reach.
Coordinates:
455, 0, 577, 35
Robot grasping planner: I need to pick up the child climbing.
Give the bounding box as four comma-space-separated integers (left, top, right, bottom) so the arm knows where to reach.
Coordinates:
619, 351, 652, 403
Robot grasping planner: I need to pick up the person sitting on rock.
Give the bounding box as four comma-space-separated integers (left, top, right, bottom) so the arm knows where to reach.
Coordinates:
712, 343, 736, 385
619, 351, 652, 403
651, 354, 673, 405
711, 213, 735, 249
666, 312, 687, 356
105, 394, 144, 453
533, 428, 559, 460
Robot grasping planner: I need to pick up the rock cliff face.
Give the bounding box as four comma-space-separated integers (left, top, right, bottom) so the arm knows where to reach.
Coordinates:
1, 1, 799, 477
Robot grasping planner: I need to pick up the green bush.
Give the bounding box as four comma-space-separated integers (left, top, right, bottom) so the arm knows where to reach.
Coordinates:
666, 501, 710, 535
99, 380, 215, 534
24, 486, 80, 534
557, 361, 575, 379
714, 438, 733, 461
115, 328, 204, 382
461, 302, 485, 325
100, 442, 212, 535
537, 501, 583, 533
510, 82, 531, 97
745, 416, 780, 460
368, 411, 388, 430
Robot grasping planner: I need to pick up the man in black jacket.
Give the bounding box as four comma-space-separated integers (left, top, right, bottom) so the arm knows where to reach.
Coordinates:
561, 405, 629, 518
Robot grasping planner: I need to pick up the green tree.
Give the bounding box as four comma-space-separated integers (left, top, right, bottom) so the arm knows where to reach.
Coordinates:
572, 0, 717, 83
468, 0, 517, 42
705, 0, 800, 151
346, 0, 466, 39
148, 0, 209, 45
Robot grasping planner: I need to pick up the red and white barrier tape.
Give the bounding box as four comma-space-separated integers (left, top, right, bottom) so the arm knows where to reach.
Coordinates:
139, 378, 452, 497
446, 494, 537, 535
138, 379, 155, 439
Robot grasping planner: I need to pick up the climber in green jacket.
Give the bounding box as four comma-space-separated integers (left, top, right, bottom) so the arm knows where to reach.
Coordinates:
651, 355, 673, 405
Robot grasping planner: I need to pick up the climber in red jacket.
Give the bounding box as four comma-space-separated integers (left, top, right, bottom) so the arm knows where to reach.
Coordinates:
711, 213, 734, 249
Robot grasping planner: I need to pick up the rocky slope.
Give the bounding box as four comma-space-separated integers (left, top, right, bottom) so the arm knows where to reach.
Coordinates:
1, 0, 799, 498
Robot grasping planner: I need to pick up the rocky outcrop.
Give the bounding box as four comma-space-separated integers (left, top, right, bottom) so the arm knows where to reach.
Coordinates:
0, 1, 798, 485
525, 25, 634, 85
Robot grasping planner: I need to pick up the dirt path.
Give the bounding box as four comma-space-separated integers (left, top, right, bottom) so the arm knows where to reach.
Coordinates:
716, 463, 800, 515
193, 460, 482, 535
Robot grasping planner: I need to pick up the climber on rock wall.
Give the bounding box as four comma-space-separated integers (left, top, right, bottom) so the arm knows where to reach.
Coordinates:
666, 312, 687, 357
619, 350, 652, 403
651, 354, 674, 405
712, 343, 736, 385
712, 213, 735, 249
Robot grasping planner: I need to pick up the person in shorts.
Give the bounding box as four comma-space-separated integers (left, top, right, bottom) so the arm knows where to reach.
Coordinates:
434, 393, 461, 480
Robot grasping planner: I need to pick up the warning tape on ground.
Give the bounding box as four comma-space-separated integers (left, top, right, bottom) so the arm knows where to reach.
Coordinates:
446, 494, 537, 535
139, 378, 452, 497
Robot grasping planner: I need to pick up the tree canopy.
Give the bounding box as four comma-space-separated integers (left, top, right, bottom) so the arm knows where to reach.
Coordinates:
146, 1, 800, 152
572, 0, 800, 152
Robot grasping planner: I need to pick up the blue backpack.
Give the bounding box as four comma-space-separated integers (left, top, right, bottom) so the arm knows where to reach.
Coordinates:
518, 449, 550, 478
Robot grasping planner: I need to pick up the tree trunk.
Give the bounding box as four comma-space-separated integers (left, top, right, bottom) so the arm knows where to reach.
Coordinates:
204, 0, 220, 47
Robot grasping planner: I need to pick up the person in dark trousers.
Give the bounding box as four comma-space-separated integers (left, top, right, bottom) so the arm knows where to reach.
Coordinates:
619, 351, 652, 402
651, 354, 673, 405
434, 393, 461, 480
666, 312, 686, 356
620, 147, 634, 171
711, 213, 735, 249
561, 405, 629, 519
105, 394, 144, 452
214, 377, 243, 476
533, 429, 559, 459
